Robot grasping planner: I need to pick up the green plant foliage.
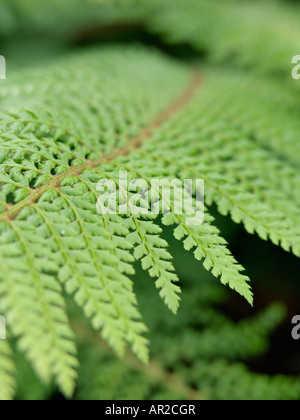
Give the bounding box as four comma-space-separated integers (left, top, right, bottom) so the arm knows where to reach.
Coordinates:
74, 270, 300, 401
0, 340, 16, 400
0, 0, 299, 400
2, 0, 300, 77
11, 266, 300, 401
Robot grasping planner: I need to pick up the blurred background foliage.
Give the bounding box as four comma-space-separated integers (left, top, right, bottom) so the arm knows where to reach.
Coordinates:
0, 0, 299, 400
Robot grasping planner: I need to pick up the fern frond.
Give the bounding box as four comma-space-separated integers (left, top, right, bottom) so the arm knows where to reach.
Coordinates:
164, 212, 253, 304
114, 161, 253, 304
127, 215, 181, 314
134, 69, 300, 258
0, 219, 78, 395
96, 166, 181, 313
0, 36, 298, 397
0, 340, 16, 401
4, 0, 300, 83
145, 0, 300, 76
73, 278, 296, 401
0, 47, 194, 393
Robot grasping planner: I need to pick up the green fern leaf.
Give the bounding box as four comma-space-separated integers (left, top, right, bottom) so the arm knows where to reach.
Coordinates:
0, 15, 298, 396
0, 340, 16, 401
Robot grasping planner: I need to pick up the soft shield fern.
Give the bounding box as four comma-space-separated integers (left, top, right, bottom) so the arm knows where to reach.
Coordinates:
0, 0, 299, 401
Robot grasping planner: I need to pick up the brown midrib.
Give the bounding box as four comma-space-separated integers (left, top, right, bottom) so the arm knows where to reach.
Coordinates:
0, 72, 201, 222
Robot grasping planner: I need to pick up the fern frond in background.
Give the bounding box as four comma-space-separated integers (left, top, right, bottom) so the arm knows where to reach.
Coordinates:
2, 0, 300, 77
74, 273, 299, 401
0, 0, 299, 400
